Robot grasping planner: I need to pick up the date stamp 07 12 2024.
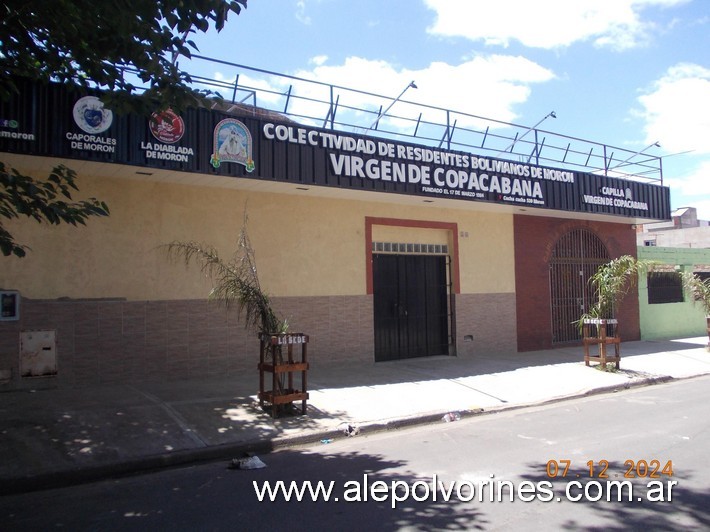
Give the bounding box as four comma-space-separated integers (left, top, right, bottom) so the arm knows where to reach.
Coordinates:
546, 459, 674, 479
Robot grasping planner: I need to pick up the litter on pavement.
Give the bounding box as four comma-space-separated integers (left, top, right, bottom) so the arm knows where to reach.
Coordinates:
338, 421, 361, 437
229, 455, 267, 470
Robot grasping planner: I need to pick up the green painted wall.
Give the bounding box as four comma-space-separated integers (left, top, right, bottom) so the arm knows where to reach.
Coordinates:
637, 246, 710, 339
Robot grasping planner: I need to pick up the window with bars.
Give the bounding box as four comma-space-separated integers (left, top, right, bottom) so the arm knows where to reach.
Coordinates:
372, 242, 448, 255
647, 272, 684, 304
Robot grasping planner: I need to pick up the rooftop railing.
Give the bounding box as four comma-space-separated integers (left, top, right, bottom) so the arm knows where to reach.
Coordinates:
175, 55, 664, 185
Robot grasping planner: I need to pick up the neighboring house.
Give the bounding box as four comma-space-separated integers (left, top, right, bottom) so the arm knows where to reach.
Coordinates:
637, 207, 710, 248
637, 208, 710, 339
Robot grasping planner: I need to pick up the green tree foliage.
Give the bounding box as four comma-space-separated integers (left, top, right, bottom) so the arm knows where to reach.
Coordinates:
0, 0, 248, 114
0, 0, 247, 257
0, 163, 109, 257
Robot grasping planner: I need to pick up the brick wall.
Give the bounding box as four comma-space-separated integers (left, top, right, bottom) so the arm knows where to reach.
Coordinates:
1, 289, 528, 387
455, 292, 517, 357
513, 215, 640, 351
0, 295, 374, 389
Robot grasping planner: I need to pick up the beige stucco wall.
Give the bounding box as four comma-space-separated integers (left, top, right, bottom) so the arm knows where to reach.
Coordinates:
2, 168, 515, 300
370, 214, 515, 294
457, 213, 515, 293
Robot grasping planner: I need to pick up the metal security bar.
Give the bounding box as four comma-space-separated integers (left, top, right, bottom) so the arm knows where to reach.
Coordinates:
372, 242, 449, 255
549, 230, 610, 343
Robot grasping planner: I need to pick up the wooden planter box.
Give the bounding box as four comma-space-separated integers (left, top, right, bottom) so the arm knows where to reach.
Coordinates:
258, 333, 309, 418
582, 319, 621, 370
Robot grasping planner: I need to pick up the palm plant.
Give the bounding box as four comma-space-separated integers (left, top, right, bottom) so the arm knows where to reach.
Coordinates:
165, 209, 299, 414
681, 271, 710, 317
578, 255, 653, 330
164, 209, 288, 336
681, 271, 710, 350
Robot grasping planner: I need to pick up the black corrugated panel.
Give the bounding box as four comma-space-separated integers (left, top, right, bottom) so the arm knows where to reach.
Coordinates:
0, 78, 671, 221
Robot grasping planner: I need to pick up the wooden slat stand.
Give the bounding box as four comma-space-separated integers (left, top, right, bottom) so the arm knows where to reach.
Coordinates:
583, 318, 621, 370
258, 333, 309, 418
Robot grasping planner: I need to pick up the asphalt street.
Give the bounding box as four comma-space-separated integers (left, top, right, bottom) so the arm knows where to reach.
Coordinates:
1, 375, 708, 531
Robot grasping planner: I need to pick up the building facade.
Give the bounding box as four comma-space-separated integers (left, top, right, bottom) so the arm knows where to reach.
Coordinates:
638, 207, 710, 248
636, 207, 710, 340
0, 73, 671, 388
637, 247, 710, 340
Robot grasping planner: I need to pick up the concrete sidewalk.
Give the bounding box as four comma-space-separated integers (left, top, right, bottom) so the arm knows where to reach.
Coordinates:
1, 337, 709, 495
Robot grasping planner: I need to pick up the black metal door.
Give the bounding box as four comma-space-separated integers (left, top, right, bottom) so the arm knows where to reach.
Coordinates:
373, 254, 449, 361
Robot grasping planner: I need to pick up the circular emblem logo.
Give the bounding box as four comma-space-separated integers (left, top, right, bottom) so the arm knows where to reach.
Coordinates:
72, 96, 113, 134
149, 109, 185, 144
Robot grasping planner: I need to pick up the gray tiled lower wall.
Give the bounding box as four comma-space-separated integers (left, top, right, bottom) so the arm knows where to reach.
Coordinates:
0, 293, 517, 388
455, 292, 518, 357
0, 296, 375, 388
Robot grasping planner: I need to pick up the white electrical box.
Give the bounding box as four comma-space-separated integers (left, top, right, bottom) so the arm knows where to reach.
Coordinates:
20, 330, 57, 378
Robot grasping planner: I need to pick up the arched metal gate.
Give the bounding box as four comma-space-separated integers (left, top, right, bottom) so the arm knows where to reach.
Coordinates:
550, 229, 610, 344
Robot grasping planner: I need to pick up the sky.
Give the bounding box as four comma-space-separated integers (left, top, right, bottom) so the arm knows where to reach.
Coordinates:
188, 0, 710, 220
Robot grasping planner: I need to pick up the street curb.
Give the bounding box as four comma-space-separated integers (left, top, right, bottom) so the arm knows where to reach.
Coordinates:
0, 373, 693, 496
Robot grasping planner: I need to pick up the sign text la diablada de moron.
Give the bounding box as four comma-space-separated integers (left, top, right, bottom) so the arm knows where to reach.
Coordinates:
263, 122, 650, 212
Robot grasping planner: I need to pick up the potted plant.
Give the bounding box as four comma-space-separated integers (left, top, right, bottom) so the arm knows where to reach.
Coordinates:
681, 271, 710, 350
578, 255, 653, 368
164, 208, 309, 417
